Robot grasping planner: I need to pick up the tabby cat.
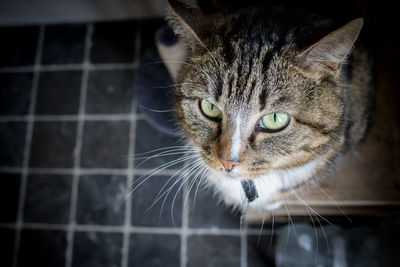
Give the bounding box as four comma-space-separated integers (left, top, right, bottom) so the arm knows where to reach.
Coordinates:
166, 0, 373, 210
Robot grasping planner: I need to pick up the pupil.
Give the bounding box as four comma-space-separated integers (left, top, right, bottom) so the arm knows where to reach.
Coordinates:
210, 104, 214, 110
273, 113, 277, 122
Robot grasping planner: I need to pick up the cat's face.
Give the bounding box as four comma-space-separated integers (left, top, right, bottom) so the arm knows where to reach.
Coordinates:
168, 0, 363, 206
175, 43, 342, 181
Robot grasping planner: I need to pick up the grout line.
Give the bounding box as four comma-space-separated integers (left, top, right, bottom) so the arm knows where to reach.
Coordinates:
65, 23, 93, 267
76, 225, 183, 234
180, 175, 189, 267
12, 24, 45, 267
121, 26, 140, 267
240, 221, 248, 267
0, 167, 183, 176
133, 168, 184, 176
121, 112, 136, 267
1, 222, 274, 235
187, 228, 265, 236
0, 223, 16, 229
0, 167, 26, 174
0, 21, 286, 267
0, 113, 146, 122
0, 62, 139, 73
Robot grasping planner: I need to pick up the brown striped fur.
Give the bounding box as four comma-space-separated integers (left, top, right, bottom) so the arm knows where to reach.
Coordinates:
167, 0, 373, 206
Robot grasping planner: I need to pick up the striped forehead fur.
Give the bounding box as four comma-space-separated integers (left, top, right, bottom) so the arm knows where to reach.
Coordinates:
201, 39, 296, 111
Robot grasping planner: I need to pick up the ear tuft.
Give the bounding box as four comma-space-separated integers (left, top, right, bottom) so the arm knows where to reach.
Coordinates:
167, 0, 216, 47
296, 18, 364, 77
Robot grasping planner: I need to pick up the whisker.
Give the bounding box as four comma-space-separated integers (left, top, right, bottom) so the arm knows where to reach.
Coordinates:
257, 209, 266, 247
135, 149, 198, 166
144, 158, 203, 214
283, 201, 291, 254
287, 188, 335, 228
138, 105, 175, 113
133, 147, 198, 158
157, 173, 186, 220
305, 204, 331, 264
192, 166, 209, 210
170, 161, 205, 225
134, 149, 195, 160
134, 154, 198, 187
287, 187, 333, 264
129, 145, 197, 158
302, 200, 320, 264
154, 164, 195, 205
283, 187, 320, 264
269, 210, 275, 252
152, 158, 204, 217
125, 154, 199, 200
284, 201, 298, 238
309, 180, 352, 223
310, 207, 331, 260
150, 159, 203, 226
184, 164, 207, 210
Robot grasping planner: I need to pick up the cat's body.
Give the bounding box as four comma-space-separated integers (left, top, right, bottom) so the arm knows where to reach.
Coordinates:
167, 0, 373, 210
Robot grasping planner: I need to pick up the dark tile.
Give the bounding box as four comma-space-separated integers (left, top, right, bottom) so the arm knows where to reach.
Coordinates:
23, 174, 72, 224
76, 174, 126, 225
41, 24, 86, 65
0, 173, 21, 223
0, 122, 27, 167
131, 175, 182, 227
129, 234, 180, 267
187, 235, 241, 267
0, 72, 33, 115
35, 71, 82, 115
247, 234, 276, 267
0, 26, 38, 67
189, 187, 240, 229
86, 69, 134, 114
379, 219, 400, 267
17, 229, 67, 267
139, 19, 165, 55
134, 119, 183, 170
345, 226, 381, 267
90, 21, 137, 63
72, 231, 123, 267
29, 121, 77, 168
0, 228, 15, 267
80, 121, 130, 168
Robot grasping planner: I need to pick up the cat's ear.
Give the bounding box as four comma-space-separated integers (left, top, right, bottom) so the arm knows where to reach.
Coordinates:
296, 18, 363, 77
167, 0, 216, 47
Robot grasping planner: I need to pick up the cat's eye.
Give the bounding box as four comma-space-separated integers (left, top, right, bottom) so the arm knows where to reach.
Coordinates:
200, 99, 222, 119
259, 113, 290, 131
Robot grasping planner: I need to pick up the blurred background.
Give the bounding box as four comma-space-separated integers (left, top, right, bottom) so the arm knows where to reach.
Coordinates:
0, 0, 399, 267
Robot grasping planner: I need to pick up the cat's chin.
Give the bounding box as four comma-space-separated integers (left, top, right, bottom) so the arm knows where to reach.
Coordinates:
220, 170, 245, 179
205, 158, 322, 210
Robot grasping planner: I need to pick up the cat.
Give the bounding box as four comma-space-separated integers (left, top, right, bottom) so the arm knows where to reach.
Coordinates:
166, 0, 374, 211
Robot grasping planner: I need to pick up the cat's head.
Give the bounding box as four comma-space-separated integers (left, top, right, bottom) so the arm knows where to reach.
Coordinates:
167, 1, 363, 184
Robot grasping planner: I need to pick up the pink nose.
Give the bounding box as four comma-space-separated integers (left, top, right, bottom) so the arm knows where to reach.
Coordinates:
219, 158, 240, 172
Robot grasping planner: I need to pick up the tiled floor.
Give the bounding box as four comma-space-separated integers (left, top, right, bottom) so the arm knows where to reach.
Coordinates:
0, 20, 277, 267
1, 19, 398, 267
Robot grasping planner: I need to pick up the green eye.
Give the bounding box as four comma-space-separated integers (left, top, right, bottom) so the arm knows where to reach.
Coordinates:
260, 113, 290, 131
200, 99, 222, 119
